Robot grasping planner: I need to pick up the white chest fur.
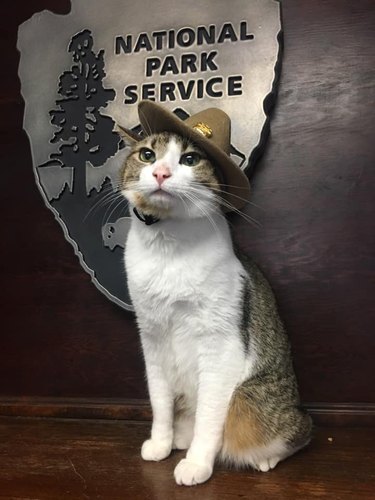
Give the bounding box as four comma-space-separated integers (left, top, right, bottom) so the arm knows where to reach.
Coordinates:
125, 214, 246, 401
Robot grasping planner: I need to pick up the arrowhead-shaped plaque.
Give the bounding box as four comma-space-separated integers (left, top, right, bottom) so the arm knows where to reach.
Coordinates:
18, 0, 282, 311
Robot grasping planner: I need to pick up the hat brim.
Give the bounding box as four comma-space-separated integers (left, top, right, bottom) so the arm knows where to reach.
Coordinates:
135, 100, 250, 212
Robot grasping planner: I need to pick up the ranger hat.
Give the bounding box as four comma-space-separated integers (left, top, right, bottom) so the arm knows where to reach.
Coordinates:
119, 100, 250, 211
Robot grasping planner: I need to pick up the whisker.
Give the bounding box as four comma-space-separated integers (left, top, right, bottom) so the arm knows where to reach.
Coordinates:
189, 181, 263, 210
185, 184, 261, 227
183, 191, 221, 236
216, 198, 261, 228
174, 192, 191, 217
83, 189, 123, 222
185, 191, 224, 232
184, 186, 260, 227
215, 182, 251, 191
102, 197, 129, 226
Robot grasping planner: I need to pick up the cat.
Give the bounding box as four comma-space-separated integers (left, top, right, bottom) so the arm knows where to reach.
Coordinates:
118, 102, 312, 486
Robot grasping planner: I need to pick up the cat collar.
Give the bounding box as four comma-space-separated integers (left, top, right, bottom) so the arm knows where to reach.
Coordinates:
133, 207, 160, 226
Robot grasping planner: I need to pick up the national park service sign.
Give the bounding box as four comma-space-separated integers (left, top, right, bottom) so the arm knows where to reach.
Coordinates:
18, 0, 282, 311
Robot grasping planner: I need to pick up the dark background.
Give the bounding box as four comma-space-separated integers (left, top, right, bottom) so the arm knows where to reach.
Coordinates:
0, 1, 374, 415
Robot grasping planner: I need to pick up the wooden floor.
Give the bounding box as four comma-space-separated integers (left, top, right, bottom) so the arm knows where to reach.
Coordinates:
0, 417, 374, 499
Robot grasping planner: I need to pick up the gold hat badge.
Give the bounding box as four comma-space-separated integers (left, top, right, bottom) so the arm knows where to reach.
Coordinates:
193, 122, 213, 138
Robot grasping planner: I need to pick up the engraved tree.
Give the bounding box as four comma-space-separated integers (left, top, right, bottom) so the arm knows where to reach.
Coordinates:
35, 30, 133, 309
39, 29, 120, 199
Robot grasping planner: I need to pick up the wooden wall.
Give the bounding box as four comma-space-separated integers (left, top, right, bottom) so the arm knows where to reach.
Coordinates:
1, 0, 374, 423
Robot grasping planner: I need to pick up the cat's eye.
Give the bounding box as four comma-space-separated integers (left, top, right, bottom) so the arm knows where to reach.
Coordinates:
180, 152, 201, 167
139, 148, 156, 163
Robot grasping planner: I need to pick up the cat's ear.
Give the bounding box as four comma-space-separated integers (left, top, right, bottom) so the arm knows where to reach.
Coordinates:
115, 124, 140, 146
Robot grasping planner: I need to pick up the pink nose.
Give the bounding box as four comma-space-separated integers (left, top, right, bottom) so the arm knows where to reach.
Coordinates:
153, 165, 171, 186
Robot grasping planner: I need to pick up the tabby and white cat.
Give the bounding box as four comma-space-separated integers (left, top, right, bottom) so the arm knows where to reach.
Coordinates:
119, 101, 312, 486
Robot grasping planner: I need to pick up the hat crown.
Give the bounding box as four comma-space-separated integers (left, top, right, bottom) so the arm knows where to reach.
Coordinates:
134, 100, 250, 211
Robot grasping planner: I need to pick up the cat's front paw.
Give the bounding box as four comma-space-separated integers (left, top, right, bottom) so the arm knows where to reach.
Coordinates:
141, 438, 172, 461
174, 458, 213, 486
